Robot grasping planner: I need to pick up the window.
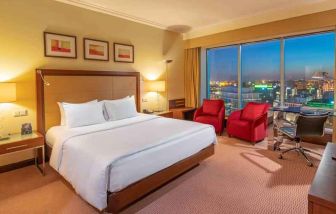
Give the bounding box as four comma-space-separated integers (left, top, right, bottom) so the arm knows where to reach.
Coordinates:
207, 46, 238, 115
206, 31, 335, 114
241, 40, 281, 107
284, 32, 335, 109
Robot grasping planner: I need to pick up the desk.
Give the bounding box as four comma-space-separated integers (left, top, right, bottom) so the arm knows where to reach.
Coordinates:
270, 107, 334, 150
308, 143, 336, 214
170, 107, 196, 120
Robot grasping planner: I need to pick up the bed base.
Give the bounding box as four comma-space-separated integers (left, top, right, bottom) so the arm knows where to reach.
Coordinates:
106, 144, 214, 213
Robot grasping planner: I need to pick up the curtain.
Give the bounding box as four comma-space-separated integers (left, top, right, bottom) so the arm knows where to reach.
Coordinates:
184, 47, 201, 108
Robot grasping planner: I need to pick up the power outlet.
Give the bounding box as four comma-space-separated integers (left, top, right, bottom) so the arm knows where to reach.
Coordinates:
14, 110, 28, 117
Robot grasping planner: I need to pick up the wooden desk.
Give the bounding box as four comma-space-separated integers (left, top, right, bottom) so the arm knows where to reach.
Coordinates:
145, 111, 173, 118
308, 143, 336, 214
170, 107, 196, 120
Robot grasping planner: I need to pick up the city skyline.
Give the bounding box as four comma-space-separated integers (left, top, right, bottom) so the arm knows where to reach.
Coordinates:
207, 31, 335, 82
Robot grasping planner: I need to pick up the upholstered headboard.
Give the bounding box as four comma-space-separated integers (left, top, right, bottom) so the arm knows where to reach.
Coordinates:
36, 69, 140, 134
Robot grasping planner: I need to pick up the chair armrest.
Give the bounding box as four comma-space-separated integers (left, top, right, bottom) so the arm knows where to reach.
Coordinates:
193, 106, 204, 120
218, 106, 225, 121
251, 112, 268, 127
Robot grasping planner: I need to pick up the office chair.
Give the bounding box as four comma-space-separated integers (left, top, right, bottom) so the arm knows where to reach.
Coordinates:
278, 113, 328, 167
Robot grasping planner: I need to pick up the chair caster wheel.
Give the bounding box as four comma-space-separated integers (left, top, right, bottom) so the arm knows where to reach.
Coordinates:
308, 163, 313, 167
279, 154, 283, 159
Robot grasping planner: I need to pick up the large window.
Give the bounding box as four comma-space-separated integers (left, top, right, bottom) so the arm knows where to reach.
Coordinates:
206, 31, 335, 112
207, 45, 238, 115
284, 32, 335, 108
241, 40, 281, 107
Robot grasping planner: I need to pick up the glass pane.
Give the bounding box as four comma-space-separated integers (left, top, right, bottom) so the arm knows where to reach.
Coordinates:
241, 40, 281, 107
207, 46, 238, 115
284, 32, 335, 109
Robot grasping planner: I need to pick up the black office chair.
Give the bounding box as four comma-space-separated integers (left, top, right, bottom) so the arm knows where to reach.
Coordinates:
278, 113, 328, 166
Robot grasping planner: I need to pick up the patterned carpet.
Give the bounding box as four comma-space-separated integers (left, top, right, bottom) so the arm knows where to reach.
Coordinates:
0, 136, 324, 214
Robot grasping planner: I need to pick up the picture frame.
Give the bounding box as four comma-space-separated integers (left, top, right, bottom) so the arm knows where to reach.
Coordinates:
113, 43, 134, 63
44, 32, 77, 58
83, 38, 109, 61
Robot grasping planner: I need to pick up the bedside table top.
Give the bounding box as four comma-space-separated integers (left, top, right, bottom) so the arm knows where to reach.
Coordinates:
0, 132, 43, 146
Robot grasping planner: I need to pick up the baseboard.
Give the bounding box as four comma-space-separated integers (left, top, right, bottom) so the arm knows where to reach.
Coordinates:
0, 158, 35, 173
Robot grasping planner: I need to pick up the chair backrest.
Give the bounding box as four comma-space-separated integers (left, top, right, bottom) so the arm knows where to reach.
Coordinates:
241, 102, 270, 121
202, 99, 224, 116
296, 114, 329, 138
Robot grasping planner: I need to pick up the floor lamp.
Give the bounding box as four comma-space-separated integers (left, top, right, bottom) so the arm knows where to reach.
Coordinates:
165, 59, 173, 111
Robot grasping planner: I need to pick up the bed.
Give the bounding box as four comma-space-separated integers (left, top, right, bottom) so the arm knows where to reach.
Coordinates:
36, 69, 216, 212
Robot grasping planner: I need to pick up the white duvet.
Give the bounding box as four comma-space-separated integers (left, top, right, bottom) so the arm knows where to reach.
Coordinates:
47, 114, 216, 210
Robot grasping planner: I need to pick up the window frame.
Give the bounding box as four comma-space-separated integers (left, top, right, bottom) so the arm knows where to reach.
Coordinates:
206, 30, 335, 110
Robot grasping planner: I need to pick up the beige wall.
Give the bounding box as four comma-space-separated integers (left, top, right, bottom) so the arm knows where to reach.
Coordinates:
0, 0, 184, 165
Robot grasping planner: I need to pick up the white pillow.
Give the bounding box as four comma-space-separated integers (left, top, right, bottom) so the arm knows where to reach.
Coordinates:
104, 96, 138, 121
58, 100, 98, 126
63, 101, 106, 128
100, 96, 130, 121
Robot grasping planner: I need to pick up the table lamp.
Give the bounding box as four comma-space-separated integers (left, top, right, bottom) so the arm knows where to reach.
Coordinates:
144, 81, 165, 112
0, 82, 16, 140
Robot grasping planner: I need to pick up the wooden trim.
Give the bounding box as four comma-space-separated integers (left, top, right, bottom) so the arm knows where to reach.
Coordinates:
0, 158, 35, 173
35, 69, 141, 135
113, 43, 134, 63
43, 32, 77, 59
106, 144, 215, 213
83, 38, 109, 61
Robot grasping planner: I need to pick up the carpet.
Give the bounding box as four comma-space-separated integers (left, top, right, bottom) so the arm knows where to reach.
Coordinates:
0, 136, 323, 214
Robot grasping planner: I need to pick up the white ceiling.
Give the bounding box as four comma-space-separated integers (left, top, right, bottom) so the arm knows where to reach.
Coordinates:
56, 0, 336, 39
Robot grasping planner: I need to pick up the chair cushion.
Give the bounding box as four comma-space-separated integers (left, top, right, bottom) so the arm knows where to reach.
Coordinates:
241, 102, 267, 121
229, 120, 250, 130
202, 99, 223, 116
194, 115, 218, 125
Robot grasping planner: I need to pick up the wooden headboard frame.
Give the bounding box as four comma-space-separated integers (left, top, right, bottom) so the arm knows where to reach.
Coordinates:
36, 69, 140, 135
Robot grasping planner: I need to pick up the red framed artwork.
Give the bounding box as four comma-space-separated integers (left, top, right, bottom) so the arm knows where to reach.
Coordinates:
44, 32, 77, 58
113, 43, 134, 63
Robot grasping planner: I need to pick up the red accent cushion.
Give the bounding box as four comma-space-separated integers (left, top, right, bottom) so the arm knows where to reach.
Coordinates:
240, 103, 266, 121
202, 99, 223, 116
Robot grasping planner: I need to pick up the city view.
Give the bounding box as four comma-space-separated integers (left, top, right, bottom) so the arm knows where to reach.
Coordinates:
207, 32, 335, 115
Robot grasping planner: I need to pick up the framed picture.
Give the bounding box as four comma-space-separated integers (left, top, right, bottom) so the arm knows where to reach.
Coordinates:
44, 32, 77, 58
113, 43, 134, 63
84, 38, 109, 61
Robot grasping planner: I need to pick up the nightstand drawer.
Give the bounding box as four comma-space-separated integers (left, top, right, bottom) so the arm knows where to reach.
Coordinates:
0, 137, 44, 155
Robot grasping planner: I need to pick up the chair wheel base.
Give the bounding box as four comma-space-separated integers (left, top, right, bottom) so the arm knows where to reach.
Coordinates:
279, 154, 283, 159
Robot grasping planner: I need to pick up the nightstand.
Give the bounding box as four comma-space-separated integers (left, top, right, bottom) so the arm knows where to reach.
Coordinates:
0, 132, 45, 175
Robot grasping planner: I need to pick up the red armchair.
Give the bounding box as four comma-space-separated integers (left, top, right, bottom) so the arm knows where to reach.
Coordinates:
227, 102, 269, 144
193, 99, 225, 134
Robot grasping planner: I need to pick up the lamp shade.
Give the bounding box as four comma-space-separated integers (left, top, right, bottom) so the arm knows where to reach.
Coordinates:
145, 81, 165, 92
0, 83, 16, 103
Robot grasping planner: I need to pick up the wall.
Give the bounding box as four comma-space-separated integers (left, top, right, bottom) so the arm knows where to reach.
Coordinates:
0, 0, 184, 165
184, 9, 336, 49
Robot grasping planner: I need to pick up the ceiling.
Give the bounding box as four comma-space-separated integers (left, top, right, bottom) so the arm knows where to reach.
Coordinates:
56, 0, 336, 39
